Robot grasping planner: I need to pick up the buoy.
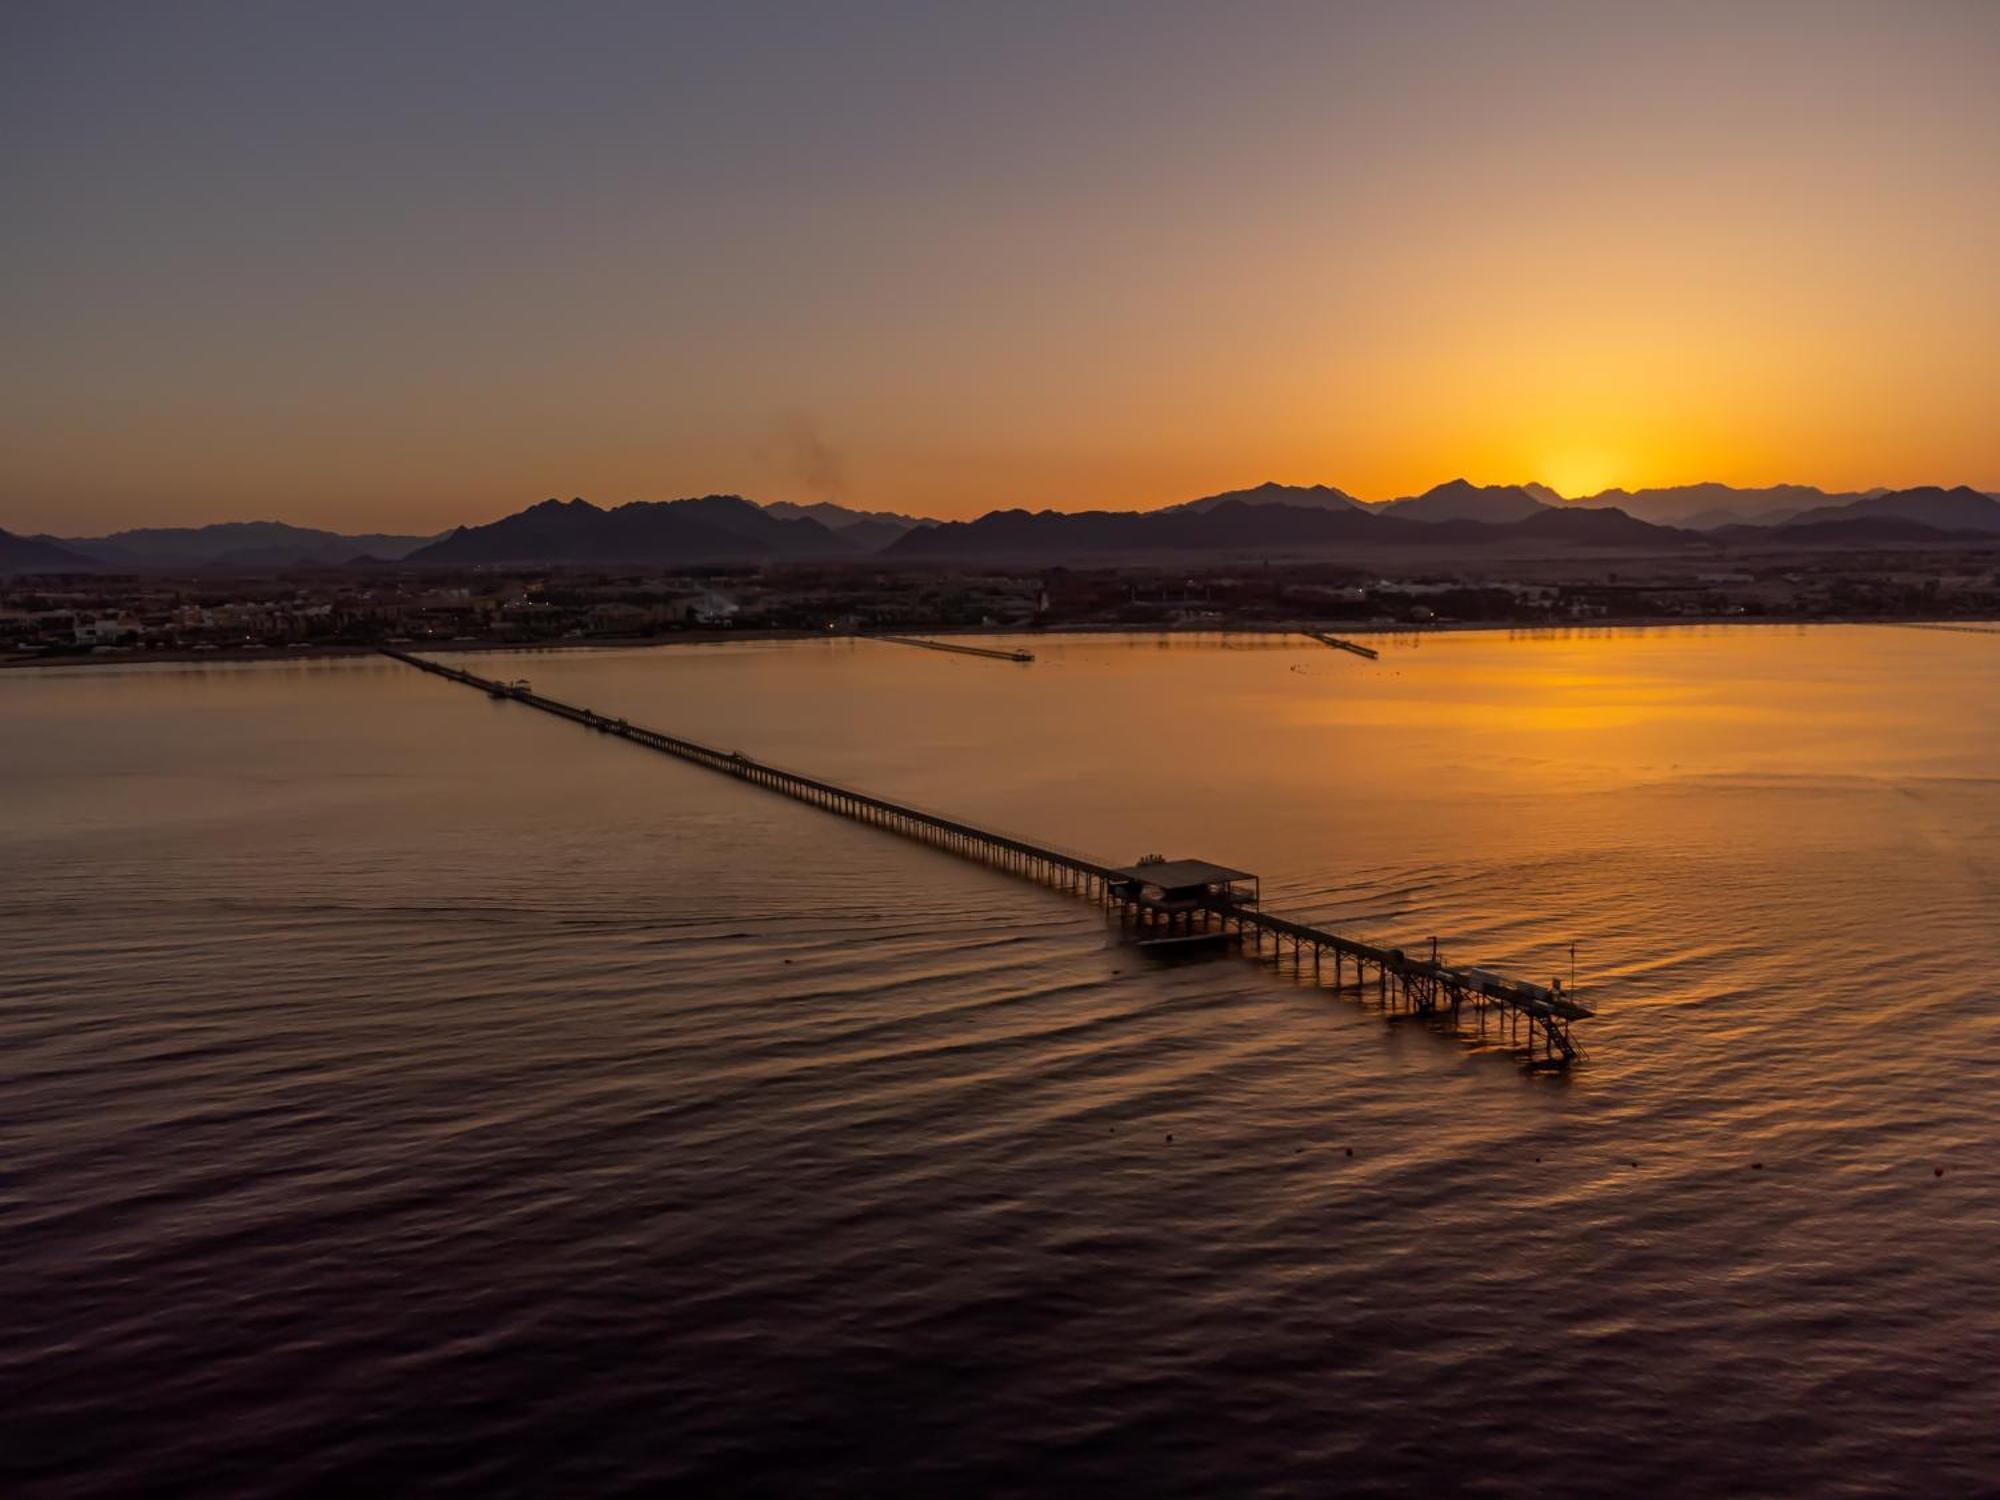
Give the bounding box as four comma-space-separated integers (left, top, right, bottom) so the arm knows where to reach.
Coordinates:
1166, 1133, 1174, 1143
1344, 1147, 1353, 1157
1935, 1166, 1944, 1177
1752, 1162, 1763, 1170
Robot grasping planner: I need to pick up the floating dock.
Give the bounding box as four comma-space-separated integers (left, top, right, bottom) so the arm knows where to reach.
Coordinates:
382, 648, 1589, 1065
864, 634, 1035, 663
1305, 631, 1380, 659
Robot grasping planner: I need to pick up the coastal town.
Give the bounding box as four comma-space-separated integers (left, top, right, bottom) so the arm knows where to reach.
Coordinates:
5, 549, 1996, 663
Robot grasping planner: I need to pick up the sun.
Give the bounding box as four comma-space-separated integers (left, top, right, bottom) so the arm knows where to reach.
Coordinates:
1540, 450, 1625, 500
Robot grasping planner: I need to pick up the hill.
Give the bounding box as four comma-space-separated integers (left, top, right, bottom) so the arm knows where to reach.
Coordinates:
1783, 485, 2000, 534
761, 499, 928, 533
21, 480, 1996, 572
1158, 481, 1365, 516
407, 495, 858, 566
58, 521, 435, 569
761, 500, 931, 551
0, 528, 101, 575
883, 499, 1694, 561
1508, 505, 1696, 545
1574, 483, 1850, 528
1374, 479, 1551, 523
1755, 517, 1969, 546
884, 501, 1397, 559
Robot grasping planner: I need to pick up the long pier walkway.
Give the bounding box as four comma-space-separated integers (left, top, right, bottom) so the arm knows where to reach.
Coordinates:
1894, 622, 2000, 638
1305, 630, 1381, 659
864, 634, 1035, 663
382, 648, 1590, 1065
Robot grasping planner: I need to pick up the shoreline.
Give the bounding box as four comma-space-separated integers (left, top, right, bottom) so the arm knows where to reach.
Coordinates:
5, 615, 1995, 672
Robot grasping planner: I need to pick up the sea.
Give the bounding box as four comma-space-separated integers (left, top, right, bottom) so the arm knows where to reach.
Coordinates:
4, 626, 1997, 1497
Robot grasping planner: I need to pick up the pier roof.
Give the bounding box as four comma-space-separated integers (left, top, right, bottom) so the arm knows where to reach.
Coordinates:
1108, 859, 1257, 892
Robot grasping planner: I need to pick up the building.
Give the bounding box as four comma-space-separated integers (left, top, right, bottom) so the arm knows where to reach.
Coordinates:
1107, 857, 1260, 913
74, 616, 135, 645
668, 591, 739, 626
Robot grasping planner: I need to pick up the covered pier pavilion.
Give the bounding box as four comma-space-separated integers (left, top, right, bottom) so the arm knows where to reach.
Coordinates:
1107, 857, 1259, 949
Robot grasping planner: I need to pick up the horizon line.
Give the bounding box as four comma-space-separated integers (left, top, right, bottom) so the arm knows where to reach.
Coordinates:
17, 475, 2000, 540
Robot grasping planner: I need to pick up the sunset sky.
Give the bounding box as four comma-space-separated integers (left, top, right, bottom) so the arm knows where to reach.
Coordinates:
4, 0, 1996, 535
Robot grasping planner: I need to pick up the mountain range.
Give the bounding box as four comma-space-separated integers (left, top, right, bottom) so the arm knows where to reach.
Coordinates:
1782, 486, 2000, 532
883, 495, 1698, 560
15, 521, 437, 573
886, 484, 1999, 561
1166, 479, 2000, 537
760, 500, 933, 554
0, 528, 101, 575
406, 495, 866, 566
1573, 483, 1852, 528
1161, 481, 1365, 516
1372, 479, 1553, 524
1155, 478, 1556, 524
4, 484, 1995, 575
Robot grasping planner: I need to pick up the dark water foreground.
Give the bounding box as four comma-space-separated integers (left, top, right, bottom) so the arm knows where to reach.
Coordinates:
3, 628, 1997, 1497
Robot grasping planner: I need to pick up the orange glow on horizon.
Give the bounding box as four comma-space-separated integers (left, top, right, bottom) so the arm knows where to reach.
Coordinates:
2, 4, 1993, 535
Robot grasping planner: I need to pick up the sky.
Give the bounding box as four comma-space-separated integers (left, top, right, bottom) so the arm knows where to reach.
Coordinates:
3, 0, 1996, 535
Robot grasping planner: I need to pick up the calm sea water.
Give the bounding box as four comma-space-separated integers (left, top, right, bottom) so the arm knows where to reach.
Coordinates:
4, 627, 1997, 1497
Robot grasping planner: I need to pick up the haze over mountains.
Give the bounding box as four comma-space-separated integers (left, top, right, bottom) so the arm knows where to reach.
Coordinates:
4, 483, 1996, 574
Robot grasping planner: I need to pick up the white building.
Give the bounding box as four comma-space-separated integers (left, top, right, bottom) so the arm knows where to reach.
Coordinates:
687, 591, 738, 626
75, 617, 135, 645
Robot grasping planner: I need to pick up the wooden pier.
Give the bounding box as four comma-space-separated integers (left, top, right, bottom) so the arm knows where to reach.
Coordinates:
865, 634, 1035, 663
1305, 630, 1380, 660
382, 648, 1590, 1065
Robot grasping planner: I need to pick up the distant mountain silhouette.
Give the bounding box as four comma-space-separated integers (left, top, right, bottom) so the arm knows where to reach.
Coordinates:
884, 501, 1397, 559
761, 501, 935, 555
884, 499, 1695, 561
1677, 503, 1808, 530
19, 479, 1995, 572
664, 495, 865, 555
1737, 516, 1972, 546
1158, 481, 1365, 515
1782, 485, 2000, 534
55, 521, 436, 570
0, 528, 101, 575
762, 500, 930, 536
407, 495, 857, 566
762, 500, 925, 527
1576, 483, 1854, 529
1507, 505, 1695, 544
1374, 479, 1551, 523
